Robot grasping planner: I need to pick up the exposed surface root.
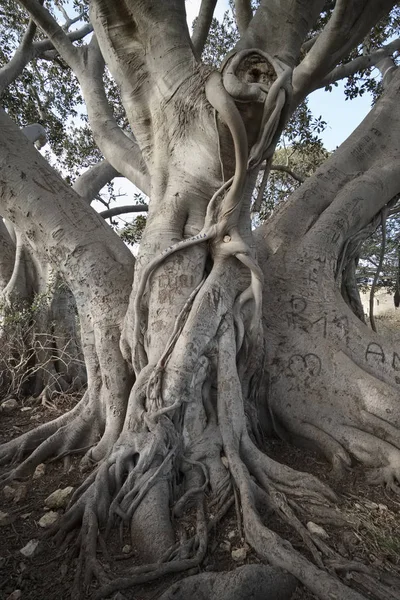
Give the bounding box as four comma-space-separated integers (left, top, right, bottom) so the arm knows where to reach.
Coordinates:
0, 391, 99, 479
215, 317, 400, 600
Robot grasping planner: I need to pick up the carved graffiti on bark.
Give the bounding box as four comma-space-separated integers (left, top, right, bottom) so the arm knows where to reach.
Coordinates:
287, 353, 322, 377
286, 296, 349, 346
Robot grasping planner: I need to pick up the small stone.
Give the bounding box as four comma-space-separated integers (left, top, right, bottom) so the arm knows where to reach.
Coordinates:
231, 547, 247, 562
306, 521, 329, 539
60, 562, 68, 577
13, 484, 28, 504
122, 544, 131, 554
363, 500, 378, 510
6, 590, 22, 600
38, 511, 59, 528
227, 530, 236, 540
32, 464, 46, 480
219, 541, 231, 552
20, 539, 39, 558
20, 407, 32, 412
1, 398, 18, 412
20, 513, 31, 520
44, 486, 74, 509
0, 511, 9, 526
378, 503, 388, 511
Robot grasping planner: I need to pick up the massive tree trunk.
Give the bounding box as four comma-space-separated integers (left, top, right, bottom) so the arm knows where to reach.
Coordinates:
1, 1, 400, 599
257, 71, 400, 485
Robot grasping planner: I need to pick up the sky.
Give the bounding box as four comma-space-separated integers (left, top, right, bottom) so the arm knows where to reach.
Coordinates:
88, 0, 376, 216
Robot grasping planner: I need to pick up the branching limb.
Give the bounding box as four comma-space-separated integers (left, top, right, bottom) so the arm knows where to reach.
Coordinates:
234, 0, 253, 37
237, 0, 325, 69
34, 24, 93, 56
18, 0, 80, 68
293, 0, 398, 101
270, 163, 305, 183
17, 1, 149, 191
317, 38, 400, 91
72, 161, 120, 205
99, 205, 149, 220
191, 0, 218, 59
0, 17, 37, 94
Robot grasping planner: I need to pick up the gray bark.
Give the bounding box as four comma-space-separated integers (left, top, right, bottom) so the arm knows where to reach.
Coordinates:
1, 2, 400, 600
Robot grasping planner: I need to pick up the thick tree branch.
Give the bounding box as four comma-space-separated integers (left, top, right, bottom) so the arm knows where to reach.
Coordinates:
90, 0, 195, 162
17, 0, 150, 192
99, 205, 148, 219
34, 23, 93, 55
255, 68, 400, 257
0, 20, 92, 94
18, 0, 80, 69
316, 38, 400, 91
236, 0, 325, 68
191, 0, 217, 59
76, 37, 150, 192
72, 161, 121, 204
234, 0, 253, 37
0, 107, 135, 304
0, 19, 37, 94
270, 164, 305, 183
293, 0, 397, 102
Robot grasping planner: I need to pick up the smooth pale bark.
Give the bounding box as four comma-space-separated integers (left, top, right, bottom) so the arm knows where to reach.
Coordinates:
237, 0, 325, 67
0, 107, 134, 461
3, 2, 400, 599
72, 160, 120, 204
255, 70, 400, 481
293, 0, 398, 102
0, 219, 15, 292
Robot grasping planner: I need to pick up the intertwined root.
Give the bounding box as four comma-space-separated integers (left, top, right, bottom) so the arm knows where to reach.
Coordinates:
2, 328, 399, 600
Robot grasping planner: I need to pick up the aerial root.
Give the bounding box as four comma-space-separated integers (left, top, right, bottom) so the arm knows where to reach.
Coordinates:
225, 446, 367, 600
216, 321, 371, 600
225, 423, 400, 600
93, 500, 208, 600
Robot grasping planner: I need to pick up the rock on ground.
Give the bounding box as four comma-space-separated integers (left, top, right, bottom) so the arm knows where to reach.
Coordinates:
44, 486, 74, 509
32, 463, 46, 479
1, 398, 18, 412
20, 539, 40, 557
6, 590, 22, 600
0, 511, 9, 526
38, 510, 59, 527
158, 564, 297, 600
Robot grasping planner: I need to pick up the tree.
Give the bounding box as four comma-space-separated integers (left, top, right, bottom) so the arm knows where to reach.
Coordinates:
1, 1, 400, 599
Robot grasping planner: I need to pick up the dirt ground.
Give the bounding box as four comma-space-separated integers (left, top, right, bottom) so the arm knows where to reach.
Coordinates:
1, 392, 400, 600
